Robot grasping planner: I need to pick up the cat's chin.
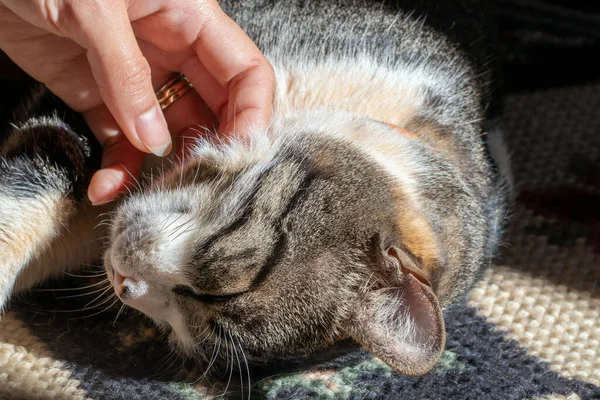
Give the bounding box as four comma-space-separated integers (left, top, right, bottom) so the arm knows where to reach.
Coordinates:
131, 301, 196, 354
122, 298, 196, 352
167, 329, 196, 358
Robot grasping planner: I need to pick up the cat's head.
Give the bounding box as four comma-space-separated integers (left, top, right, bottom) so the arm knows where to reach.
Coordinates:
104, 115, 452, 377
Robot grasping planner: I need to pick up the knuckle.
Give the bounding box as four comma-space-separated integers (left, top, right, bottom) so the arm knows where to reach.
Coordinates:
123, 57, 152, 86
49, 0, 106, 37
118, 57, 153, 100
39, 0, 68, 33
227, 58, 274, 94
253, 59, 276, 86
50, 0, 90, 34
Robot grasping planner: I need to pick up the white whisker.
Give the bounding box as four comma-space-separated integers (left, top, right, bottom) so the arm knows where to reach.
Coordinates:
68, 297, 120, 320
223, 332, 234, 398
236, 335, 251, 400
194, 325, 221, 384
62, 270, 107, 278
33, 279, 109, 292
113, 303, 126, 325
55, 284, 112, 299
84, 285, 114, 308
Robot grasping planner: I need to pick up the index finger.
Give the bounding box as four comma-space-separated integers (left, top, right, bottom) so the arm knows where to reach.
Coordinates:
183, 2, 274, 136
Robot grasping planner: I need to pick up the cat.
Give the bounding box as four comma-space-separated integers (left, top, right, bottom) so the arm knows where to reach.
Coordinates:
0, 0, 511, 379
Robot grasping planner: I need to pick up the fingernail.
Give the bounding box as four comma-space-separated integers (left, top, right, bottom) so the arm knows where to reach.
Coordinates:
135, 105, 172, 156
89, 170, 119, 206
91, 198, 113, 206
89, 184, 115, 206
89, 190, 112, 206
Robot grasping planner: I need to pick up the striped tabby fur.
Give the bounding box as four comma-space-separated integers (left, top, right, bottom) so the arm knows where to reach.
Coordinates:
0, 0, 510, 378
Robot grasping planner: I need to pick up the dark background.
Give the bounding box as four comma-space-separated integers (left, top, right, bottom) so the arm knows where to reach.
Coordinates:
494, 0, 599, 92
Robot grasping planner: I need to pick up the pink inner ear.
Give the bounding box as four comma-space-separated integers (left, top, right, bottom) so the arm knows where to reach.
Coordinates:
347, 245, 445, 375
399, 272, 442, 346
385, 247, 440, 344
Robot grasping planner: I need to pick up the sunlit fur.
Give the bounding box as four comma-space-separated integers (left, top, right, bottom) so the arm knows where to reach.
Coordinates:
0, 0, 510, 387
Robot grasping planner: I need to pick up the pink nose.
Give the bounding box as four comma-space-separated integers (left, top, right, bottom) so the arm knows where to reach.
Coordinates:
113, 270, 136, 297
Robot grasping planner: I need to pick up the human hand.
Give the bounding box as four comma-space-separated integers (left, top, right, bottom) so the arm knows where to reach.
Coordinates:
0, 0, 274, 204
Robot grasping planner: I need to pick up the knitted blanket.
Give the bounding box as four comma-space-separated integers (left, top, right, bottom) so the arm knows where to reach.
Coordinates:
1, 1, 599, 399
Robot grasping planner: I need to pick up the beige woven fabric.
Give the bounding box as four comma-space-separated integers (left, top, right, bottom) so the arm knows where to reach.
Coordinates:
468, 84, 600, 386
0, 312, 88, 400
469, 254, 600, 385
533, 395, 582, 400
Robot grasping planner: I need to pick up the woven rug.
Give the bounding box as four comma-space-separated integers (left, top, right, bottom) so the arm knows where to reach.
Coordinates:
1, 1, 599, 399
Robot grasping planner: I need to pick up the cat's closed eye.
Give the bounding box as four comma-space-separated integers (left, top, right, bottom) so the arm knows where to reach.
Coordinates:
172, 285, 242, 304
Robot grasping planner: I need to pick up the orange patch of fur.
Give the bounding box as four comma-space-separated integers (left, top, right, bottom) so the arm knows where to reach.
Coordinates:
390, 185, 441, 287
386, 123, 420, 140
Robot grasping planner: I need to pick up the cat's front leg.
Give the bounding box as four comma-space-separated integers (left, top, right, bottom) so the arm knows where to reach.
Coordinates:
0, 114, 103, 311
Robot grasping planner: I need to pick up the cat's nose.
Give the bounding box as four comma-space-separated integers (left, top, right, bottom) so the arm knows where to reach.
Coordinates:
113, 269, 137, 297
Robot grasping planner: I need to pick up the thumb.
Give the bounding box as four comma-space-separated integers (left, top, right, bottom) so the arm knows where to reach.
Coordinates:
68, 0, 172, 156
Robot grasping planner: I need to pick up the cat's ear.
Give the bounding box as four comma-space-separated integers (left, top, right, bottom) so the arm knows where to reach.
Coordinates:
346, 246, 445, 376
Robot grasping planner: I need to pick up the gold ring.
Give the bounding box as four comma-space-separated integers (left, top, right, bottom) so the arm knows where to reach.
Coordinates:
156, 73, 194, 111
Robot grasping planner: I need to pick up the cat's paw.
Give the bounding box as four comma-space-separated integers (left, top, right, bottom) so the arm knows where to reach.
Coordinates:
1, 117, 94, 200
0, 144, 79, 312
